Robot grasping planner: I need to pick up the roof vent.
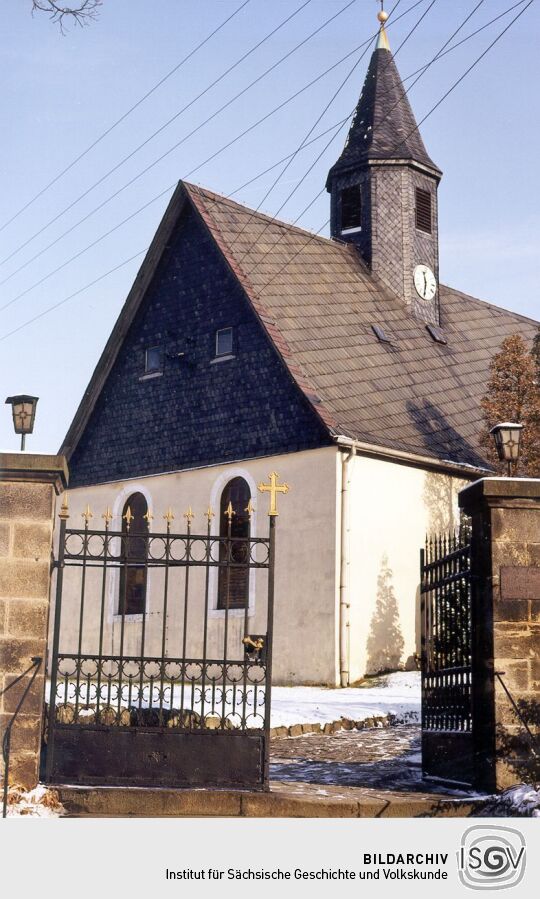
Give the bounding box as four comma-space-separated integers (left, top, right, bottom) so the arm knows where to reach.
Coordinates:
372, 324, 392, 344
426, 324, 447, 345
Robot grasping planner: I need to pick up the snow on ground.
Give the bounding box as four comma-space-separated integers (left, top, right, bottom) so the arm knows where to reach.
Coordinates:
3, 784, 65, 818
479, 784, 540, 818
270, 671, 420, 727
46, 671, 420, 729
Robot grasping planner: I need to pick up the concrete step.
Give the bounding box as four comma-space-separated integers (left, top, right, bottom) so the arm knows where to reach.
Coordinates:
55, 783, 482, 818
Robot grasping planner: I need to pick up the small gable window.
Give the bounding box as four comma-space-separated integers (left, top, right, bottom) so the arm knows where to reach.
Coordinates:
340, 185, 362, 232
415, 188, 432, 234
145, 346, 163, 374
119, 492, 149, 616
216, 327, 234, 358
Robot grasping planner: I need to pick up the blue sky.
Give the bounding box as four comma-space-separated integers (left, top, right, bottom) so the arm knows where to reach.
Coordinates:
1, 0, 539, 452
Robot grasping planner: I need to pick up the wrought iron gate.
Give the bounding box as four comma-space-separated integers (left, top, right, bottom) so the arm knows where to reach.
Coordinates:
420, 528, 474, 785
45, 478, 284, 791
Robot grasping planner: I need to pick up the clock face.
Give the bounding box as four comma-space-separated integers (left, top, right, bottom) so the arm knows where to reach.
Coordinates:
414, 264, 437, 301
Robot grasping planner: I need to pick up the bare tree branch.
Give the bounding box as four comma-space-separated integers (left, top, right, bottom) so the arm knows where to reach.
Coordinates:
31, 1, 102, 34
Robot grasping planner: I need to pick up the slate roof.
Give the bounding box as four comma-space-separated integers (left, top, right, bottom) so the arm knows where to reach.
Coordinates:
327, 47, 441, 185
186, 183, 537, 469
62, 181, 538, 472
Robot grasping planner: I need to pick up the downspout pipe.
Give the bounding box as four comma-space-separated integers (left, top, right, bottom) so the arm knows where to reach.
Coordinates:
339, 445, 355, 688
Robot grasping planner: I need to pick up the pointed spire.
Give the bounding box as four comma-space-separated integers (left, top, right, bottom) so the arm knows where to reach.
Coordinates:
326, 14, 441, 188
376, 7, 390, 51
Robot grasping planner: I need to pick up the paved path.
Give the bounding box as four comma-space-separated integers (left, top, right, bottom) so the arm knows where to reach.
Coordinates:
270, 726, 477, 809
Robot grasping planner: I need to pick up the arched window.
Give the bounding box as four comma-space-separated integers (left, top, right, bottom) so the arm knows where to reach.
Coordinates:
119, 492, 148, 616
218, 477, 251, 610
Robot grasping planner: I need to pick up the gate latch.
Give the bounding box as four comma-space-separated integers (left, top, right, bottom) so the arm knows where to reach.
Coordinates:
242, 635, 266, 661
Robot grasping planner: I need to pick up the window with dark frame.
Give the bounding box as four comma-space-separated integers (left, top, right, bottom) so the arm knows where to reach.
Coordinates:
415, 188, 432, 233
118, 492, 149, 616
218, 477, 251, 610
340, 185, 362, 231
145, 346, 163, 374
215, 327, 234, 358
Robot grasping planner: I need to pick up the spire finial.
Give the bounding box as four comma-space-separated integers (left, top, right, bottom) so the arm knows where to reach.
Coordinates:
376, 2, 390, 50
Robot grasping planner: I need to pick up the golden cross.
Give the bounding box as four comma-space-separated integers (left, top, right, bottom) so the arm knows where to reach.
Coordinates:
258, 472, 290, 517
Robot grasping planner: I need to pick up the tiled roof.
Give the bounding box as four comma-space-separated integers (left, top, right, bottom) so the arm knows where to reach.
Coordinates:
327, 47, 441, 184
186, 183, 537, 469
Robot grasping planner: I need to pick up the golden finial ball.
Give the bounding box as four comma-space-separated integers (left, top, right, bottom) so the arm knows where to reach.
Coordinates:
377, 10, 389, 23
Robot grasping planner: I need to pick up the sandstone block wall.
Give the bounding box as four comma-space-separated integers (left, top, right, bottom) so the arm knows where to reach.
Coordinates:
460, 478, 540, 791
0, 455, 67, 790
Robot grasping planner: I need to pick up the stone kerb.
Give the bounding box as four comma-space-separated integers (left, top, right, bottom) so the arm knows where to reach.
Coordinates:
459, 477, 540, 791
0, 453, 68, 789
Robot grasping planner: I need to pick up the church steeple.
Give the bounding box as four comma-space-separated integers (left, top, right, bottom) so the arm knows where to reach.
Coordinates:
327, 7, 443, 324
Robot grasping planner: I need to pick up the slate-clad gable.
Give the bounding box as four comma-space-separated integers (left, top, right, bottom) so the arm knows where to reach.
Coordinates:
68, 204, 329, 488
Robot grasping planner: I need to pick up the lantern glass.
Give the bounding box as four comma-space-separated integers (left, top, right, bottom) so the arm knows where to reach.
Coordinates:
489, 422, 523, 463
5, 395, 39, 435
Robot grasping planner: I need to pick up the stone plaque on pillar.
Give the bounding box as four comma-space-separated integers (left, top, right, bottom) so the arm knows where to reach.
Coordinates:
500, 566, 540, 601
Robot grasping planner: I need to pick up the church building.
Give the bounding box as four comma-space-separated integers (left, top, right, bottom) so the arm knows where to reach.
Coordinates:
58, 17, 538, 686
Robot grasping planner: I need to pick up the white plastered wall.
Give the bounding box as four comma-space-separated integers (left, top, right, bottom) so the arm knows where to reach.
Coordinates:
53, 446, 341, 686
346, 453, 469, 683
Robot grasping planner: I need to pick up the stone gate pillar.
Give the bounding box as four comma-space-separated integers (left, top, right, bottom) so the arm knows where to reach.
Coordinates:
459, 478, 540, 792
0, 453, 68, 790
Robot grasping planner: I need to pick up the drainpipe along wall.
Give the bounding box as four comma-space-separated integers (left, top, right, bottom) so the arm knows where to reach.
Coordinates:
339, 445, 355, 687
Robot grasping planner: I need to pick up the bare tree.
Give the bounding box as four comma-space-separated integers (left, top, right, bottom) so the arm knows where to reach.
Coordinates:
31, 1, 102, 33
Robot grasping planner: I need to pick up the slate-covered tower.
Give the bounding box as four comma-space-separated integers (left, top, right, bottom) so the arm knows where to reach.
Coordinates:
327, 11, 443, 324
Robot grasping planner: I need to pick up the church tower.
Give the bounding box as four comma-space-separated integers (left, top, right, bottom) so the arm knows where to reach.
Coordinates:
326, 9, 443, 324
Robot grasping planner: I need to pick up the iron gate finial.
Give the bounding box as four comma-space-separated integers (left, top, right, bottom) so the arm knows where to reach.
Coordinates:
82, 504, 93, 526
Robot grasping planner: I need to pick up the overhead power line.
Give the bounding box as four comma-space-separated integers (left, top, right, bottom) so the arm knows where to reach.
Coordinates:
0, 0, 425, 300
0, 0, 253, 235
0, 0, 332, 271
228, 0, 438, 269
228, 0, 530, 199
224, 0, 406, 257
0, 0, 428, 325
1, 0, 532, 340
0, 250, 149, 342
390, 0, 535, 157
367, 0, 486, 159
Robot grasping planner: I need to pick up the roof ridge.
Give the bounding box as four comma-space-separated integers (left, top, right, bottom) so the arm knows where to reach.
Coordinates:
441, 283, 539, 328
182, 180, 342, 249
